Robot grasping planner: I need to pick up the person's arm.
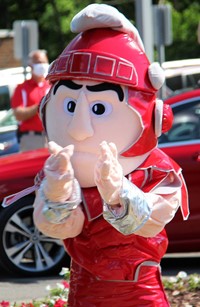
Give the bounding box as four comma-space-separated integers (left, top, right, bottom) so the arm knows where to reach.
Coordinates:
103, 175, 181, 237
94, 141, 182, 237
13, 104, 39, 121
11, 84, 39, 121
134, 189, 180, 237
33, 141, 85, 239
33, 191, 85, 239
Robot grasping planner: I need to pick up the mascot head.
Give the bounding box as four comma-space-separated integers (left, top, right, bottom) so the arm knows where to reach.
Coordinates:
40, 4, 173, 160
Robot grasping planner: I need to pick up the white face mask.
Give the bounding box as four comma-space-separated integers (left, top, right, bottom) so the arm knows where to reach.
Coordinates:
32, 63, 49, 77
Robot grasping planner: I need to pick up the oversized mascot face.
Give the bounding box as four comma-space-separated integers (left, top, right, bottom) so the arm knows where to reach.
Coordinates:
42, 24, 171, 187
45, 79, 144, 187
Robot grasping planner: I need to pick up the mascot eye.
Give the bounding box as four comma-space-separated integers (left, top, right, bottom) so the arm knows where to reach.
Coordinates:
90, 101, 112, 117
63, 98, 76, 115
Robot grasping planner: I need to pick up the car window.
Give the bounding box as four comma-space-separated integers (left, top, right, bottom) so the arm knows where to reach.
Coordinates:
0, 109, 17, 127
159, 100, 200, 144
0, 85, 10, 110
166, 73, 200, 94
186, 73, 200, 88
163, 59, 200, 98
166, 76, 183, 92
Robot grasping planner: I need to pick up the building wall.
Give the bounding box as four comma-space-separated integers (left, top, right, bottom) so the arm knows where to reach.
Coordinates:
0, 37, 22, 69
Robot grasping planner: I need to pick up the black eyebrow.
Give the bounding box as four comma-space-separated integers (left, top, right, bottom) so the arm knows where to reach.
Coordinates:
53, 80, 83, 95
86, 82, 124, 102
53, 80, 124, 102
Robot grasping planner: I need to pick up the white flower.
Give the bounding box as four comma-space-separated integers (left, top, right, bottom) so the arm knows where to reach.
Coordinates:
191, 275, 200, 284
177, 271, 187, 279
45, 284, 51, 291
59, 267, 69, 276
168, 276, 177, 283
56, 282, 65, 290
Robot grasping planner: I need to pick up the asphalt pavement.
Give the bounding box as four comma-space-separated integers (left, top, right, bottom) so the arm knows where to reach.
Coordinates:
0, 275, 62, 303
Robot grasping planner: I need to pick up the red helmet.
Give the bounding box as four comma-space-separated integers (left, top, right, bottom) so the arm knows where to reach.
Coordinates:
44, 28, 173, 156
47, 28, 155, 94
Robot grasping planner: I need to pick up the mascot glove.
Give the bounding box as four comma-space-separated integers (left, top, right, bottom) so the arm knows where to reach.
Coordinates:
94, 141, 123, 205
43, 141, 75, 203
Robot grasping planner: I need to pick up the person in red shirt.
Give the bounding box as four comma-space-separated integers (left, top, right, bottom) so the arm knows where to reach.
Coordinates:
11, 49, 51, 151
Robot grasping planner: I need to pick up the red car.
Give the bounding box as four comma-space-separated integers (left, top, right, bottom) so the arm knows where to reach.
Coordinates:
0, 89, 200, 276
159, 89, 200, 253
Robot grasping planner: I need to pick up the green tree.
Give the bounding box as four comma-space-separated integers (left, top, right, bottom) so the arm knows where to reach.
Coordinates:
0, 0, 98, 61
166, 2, 200, 60
153, 0, 200, 60
0, 0, 199, 62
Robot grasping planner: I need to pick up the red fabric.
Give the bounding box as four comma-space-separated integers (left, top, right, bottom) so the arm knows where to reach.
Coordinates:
65, 189, 169, 306
62, 148, 187, 306
68, 261, 169, 307
11, 78, 50, 132
136, 148, 189, 219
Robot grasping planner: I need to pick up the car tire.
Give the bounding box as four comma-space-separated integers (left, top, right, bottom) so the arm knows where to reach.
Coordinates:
0, 195, 69, 277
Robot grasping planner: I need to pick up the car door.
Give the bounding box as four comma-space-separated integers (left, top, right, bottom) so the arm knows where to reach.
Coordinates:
159, 95, 200, 253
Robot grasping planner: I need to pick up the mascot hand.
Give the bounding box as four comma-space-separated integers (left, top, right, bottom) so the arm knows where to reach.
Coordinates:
94, 141, 123, 205
43, 141, 74, 202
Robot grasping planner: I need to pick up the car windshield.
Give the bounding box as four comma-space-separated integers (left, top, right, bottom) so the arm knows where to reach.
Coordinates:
159, 100, 200, 144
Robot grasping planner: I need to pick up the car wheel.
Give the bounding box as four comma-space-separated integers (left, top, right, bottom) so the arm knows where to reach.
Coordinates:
0, 195, 69, 277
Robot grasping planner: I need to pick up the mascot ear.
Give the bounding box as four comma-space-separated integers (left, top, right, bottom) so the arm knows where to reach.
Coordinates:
148, 62, 165, 90
162, 103, 174, 133
154, 99, 174, 137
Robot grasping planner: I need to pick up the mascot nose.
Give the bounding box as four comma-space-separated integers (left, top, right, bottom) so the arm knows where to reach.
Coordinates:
68, 91, 94, 141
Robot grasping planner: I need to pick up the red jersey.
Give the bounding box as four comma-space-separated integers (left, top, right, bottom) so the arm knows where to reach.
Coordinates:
11, 78, 50, 132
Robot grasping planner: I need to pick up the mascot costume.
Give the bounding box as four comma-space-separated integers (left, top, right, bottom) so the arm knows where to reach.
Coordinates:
31, 4, 189, 306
